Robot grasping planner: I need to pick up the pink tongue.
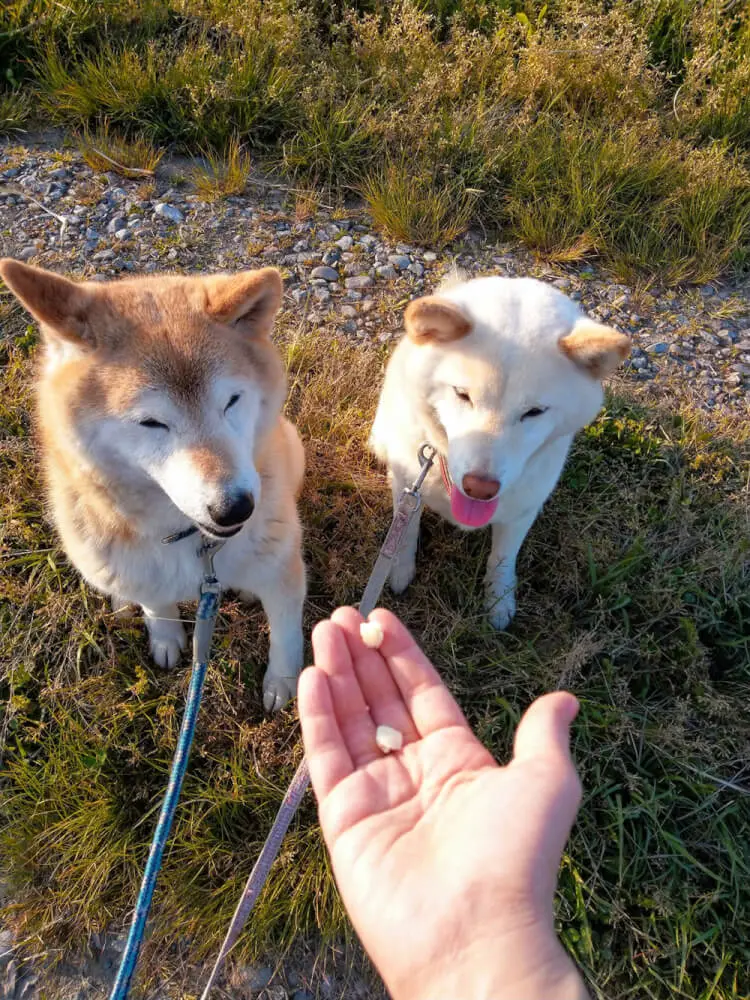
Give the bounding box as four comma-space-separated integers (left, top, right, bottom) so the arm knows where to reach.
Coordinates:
450, 485, 499, 527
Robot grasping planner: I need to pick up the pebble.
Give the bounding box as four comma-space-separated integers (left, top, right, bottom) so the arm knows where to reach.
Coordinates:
388, 254, 410, 270
423, 251, 437, 262
107, 215, 128, 234
114, 228, 132, 241
311, 265, 339, 281
647, 342, 669, 355
335, 235, 354, 250
376, 264, 398, 280
153, 203, 184, 223
345, 276, 373, 289
18, 246, 37, 260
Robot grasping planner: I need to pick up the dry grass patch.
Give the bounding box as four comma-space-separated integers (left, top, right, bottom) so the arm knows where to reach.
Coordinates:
77, 120, 164, 177
190, 135, 252, 201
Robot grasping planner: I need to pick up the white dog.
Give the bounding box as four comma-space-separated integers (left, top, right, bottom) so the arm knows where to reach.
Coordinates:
370, 274, 631, 627
0, 259, 306, 711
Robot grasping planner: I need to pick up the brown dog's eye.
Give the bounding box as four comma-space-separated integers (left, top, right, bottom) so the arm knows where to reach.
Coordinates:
521, 407, 548, 421
139, 418, 169, 430
453, 387, 471, 404
225, 393, 241, 412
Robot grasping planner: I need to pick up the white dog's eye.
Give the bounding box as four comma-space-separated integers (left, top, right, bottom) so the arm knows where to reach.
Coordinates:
520, 407, 548, 421
225, 393, 241, 412
139, 418, 169, 430
453, 386, 472, 404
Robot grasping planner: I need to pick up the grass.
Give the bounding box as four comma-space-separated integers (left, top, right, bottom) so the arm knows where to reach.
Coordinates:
1, 295, 750, 999
2, 0, 750, 279
77, 119, 164, 177
362, 161, 478, 249
0, 90, 30, 135
190, 134, 252, 200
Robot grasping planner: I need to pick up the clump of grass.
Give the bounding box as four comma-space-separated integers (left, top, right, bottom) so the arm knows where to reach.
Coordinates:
362, 162, 477, 248
282, 95, 374, 187
77, 119, 164, 176
190, 135, 251, 200
294, 188, 321, 223
0, 90, 30, 135
1, 291, 750, 998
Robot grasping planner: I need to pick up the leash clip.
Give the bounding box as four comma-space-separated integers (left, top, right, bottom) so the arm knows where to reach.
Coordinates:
198, 537, 224, 596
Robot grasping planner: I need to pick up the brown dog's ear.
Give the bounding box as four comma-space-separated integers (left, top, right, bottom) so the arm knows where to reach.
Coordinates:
204, 268, 283, 336
404, 295, 472, 345
0, 258, 95, 347
559, 318, 631, 378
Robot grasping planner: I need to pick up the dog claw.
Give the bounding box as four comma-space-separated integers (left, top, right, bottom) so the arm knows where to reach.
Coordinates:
262, 672, 298, 714
147, 619, 187, 669
486, 591, 516, 631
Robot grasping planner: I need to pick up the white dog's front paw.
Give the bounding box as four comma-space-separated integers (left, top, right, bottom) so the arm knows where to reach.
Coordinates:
147, 619, 186, 669
262, 670, 299, 714
486, 585, 516, 631
388, 558, 416, 595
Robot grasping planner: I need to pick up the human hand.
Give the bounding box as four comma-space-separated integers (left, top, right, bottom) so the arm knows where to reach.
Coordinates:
298, 607, 588, 1000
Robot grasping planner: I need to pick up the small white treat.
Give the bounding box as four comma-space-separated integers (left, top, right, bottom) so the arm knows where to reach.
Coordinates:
376, 724, 403, 754
360, 620, 384, 649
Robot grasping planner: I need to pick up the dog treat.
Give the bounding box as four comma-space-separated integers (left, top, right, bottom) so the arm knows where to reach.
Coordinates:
360, 620, 384, 649
375, 725, 403, 754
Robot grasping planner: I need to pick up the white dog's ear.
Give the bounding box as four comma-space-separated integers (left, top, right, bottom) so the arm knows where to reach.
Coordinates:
404, 295, 472, 344
559, 319, 631, 378
0, 258, 95, 347
205, 267, 283, 336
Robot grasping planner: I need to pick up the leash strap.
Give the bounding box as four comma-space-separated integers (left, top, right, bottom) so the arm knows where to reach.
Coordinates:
199, 444, 438, 999
438, 453, 452, 494
110, 542, 223, 1000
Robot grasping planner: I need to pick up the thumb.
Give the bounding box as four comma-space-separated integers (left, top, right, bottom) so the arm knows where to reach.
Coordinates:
513, 691, 580, 770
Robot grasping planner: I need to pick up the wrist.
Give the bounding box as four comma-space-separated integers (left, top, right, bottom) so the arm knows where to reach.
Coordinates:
394, 927, 588, 1000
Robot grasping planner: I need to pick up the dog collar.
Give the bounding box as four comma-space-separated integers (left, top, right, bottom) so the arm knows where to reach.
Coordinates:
162, 524, 199, 544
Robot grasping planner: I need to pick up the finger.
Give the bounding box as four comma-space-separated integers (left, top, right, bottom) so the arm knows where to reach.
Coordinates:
513, 693, 582, 817
311, 618, 379, 767
330, 607, 419, 743
368, 609, 469, 738
298, 666, 353, 800
512, 693, 583, 871
512, 691, 580, 768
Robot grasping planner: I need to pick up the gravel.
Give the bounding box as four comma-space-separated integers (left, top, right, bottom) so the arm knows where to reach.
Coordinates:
2, 142, 746, 417
153, 202, 184, 223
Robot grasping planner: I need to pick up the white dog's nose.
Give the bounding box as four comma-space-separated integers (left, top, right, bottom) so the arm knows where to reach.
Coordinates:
462, 474, 500, 501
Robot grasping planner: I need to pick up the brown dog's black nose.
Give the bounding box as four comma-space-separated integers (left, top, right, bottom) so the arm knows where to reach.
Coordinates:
462, 474, 500, 501
209, 490, 255, 527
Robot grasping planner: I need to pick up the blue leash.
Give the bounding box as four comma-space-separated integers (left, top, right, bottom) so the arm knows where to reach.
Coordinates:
110, 539, 223, 1000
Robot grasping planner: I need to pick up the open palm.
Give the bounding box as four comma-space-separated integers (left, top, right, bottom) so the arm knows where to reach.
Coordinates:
299, 608, 586, 1000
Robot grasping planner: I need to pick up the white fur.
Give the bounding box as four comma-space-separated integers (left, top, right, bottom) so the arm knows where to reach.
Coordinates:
370, 275, 623, 627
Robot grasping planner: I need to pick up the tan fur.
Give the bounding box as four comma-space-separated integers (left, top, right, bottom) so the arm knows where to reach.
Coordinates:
404, 295, 473, 344
1, 258, 307, 712
559, 319, 631, 378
